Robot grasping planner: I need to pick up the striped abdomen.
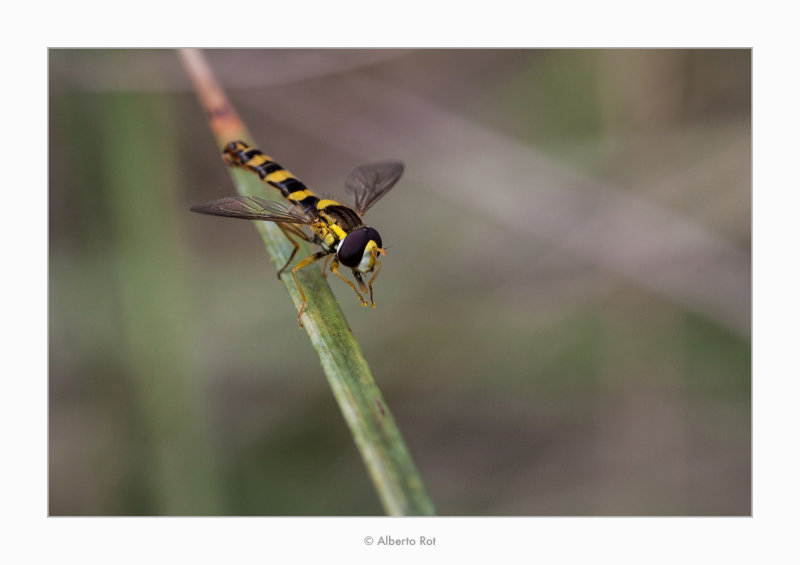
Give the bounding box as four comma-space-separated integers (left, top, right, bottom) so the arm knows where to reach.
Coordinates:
222, 140, 319, 216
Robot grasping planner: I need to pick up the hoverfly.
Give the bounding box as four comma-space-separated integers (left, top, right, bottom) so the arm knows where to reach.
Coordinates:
190, 141, 404, 327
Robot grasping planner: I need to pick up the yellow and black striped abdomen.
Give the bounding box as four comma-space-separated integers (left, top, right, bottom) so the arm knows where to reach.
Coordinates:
223, 140, 320, 216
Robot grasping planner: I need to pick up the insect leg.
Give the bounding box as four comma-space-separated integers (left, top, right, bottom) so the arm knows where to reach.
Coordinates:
353, 272, 369, 297
291, 250, 329, 328
276, 223, 313, 278
363, 247, 386, 307
321, 254, 333, 279
330, 259, 368, 307
365, 257, 384, 308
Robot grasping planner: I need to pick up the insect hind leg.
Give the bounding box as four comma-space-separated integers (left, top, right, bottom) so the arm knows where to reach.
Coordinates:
321, 254, 333, 279
276, 222, 313, 278
291, 250, 329, 328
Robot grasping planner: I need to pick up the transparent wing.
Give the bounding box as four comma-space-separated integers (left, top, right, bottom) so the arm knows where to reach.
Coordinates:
344, 160, 404, 215
189, 195, 314, 224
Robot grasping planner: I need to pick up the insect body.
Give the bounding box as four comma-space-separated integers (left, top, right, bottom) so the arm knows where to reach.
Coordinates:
190, 140, 404, 326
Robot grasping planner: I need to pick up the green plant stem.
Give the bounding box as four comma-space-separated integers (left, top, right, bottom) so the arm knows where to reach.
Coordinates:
179, 49, 435, 516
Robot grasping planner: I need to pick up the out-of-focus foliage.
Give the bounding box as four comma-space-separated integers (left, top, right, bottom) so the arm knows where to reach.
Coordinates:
49, 49, 750, 515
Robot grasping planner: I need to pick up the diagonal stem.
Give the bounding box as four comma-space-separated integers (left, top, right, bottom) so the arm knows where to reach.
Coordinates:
179, 49, 435, 516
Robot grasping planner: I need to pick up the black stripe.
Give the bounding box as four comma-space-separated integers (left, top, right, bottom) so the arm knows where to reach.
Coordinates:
243, 148, 263, 161
254, 161, 282, 179
296, 195, 320, 212
279, 178, 308, 197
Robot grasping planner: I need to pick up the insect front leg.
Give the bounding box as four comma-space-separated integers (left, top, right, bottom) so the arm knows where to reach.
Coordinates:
330, 258, 368, 307
361, 247, 386, 307
353, 271, 369, 299
365, 254, 385, 308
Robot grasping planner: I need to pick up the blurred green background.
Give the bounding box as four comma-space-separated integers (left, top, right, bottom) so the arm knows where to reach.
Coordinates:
49, 49, 751, 516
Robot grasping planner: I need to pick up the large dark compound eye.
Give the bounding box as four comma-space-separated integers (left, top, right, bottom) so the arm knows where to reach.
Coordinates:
337, 228, 382, 268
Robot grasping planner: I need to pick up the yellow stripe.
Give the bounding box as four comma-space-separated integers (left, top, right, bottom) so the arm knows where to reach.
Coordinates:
264, 169, 293, 183
316, 199, 340, 209
246, 154, 271, 166
288, 189, 314, 201
329, 224, 348, 240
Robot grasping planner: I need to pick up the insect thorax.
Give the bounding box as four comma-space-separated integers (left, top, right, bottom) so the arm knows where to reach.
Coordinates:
309, 203, 364, 252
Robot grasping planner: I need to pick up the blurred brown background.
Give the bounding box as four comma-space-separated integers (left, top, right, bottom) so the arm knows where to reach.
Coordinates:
49, 49, 751, 515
